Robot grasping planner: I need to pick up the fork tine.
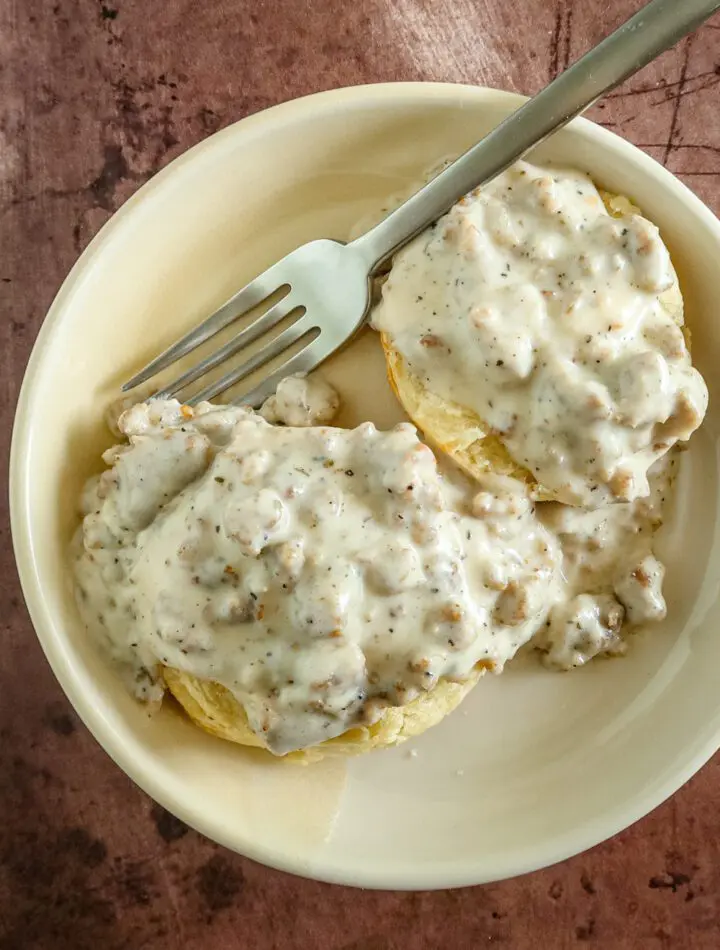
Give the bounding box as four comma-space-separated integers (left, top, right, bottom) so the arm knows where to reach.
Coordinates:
235, 337, 333, 408
187, 314, 316, 405
155, 295, 302, 399
122, 261, 291, 392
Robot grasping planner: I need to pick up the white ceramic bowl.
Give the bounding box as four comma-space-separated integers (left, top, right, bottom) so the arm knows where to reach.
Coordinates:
11, 84, 720, 890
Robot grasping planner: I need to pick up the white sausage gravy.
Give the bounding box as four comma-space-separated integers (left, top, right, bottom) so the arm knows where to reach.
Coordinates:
74, 400, 561, 754
535, 454, 676, 668
259, 373, 339, 427
372, 161, 707, 507
73, 160, 707, 755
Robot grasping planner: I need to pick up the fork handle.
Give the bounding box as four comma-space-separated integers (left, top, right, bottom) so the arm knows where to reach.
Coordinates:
351, 0, 720, 272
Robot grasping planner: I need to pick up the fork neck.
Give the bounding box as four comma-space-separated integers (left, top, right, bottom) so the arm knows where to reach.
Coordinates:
350, 0, 720, 274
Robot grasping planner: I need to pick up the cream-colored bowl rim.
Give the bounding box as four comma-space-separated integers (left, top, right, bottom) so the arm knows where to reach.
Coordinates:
10, 83, 720, 889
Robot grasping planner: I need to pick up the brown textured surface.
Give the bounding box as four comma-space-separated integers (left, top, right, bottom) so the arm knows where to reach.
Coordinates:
1, 1, 720, 947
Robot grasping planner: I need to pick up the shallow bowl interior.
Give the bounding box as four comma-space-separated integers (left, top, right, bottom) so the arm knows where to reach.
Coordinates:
11, 83, 720, 889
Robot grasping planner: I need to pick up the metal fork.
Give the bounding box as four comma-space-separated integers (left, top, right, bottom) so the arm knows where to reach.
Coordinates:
123, 0, 719, 408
